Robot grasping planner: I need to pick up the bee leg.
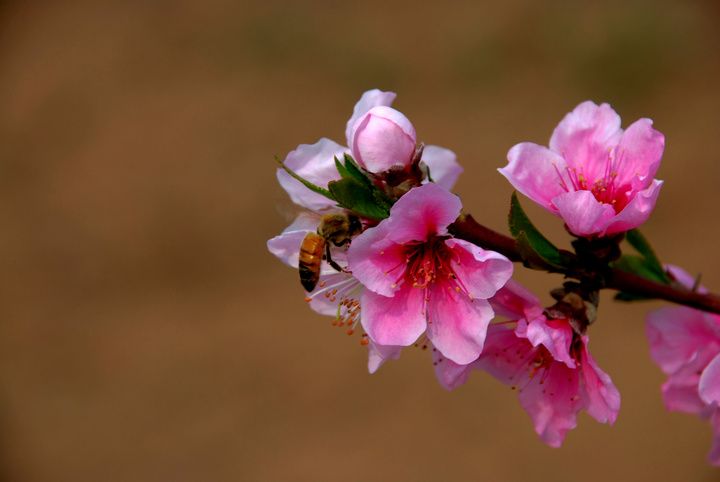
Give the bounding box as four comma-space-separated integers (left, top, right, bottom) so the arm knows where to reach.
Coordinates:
325, 242, 346, 273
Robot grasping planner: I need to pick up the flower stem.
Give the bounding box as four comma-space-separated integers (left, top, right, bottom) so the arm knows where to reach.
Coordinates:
450, 214, 720, 315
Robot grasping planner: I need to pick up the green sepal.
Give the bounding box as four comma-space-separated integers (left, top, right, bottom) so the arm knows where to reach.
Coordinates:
334, 156, 354, 179
508, 192, 569, 271
333, 154, 395, 217
328, 178, 390, 220
341, 154, 376, 189
275, 156, 335, 201
624, 228, 671, 283
372, 189, 395, 214
610, 253, 671, 302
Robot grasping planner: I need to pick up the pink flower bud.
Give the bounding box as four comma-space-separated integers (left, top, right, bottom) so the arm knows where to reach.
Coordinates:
350, 106, 417, 174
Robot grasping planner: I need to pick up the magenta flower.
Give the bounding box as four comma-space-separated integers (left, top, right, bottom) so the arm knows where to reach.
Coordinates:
434, 280, 620, 447
478, 320, 620, 447
646, 266, 720, 466
499, 101, 665, 237
347, 183, 513, 365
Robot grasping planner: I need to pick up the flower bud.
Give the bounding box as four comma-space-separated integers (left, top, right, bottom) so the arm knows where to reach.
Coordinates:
350, 106, 417, 174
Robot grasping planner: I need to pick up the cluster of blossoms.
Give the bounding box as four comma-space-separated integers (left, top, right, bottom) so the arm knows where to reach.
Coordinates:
267, 89, 718, 463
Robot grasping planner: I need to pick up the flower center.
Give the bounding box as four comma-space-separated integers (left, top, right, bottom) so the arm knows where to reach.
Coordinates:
552, 148, 631, 212
399, 235, 472, 299
304, 276, 364, 336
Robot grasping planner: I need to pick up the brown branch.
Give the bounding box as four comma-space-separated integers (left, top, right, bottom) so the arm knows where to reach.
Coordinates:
450, 214, 720, 316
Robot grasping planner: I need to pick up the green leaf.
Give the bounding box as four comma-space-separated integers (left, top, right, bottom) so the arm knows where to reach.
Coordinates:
334, 156, 353, 179
373, 189, 395, 213
275, 156, 335, 201
508, 192, 568, 270
610, 253, 668, 284
342, 154, 376, 189
515, 232, 567, 271
338, 153, 395, 213
328, 178, 390, 220
625, 228, 671, 283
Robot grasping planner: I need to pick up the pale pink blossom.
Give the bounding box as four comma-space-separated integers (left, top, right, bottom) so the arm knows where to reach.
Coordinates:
347, 183, 513, 365
646, 266, 720, 466
346, 90, 462, 185
267, 211, 365, 327
435, 281, 620, 447
499, 101, 664, 237
277, 139, 347, 212
276, 90, 462, 207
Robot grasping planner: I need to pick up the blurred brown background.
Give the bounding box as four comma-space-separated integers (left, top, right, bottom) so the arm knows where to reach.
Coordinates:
1, 1, 719, 480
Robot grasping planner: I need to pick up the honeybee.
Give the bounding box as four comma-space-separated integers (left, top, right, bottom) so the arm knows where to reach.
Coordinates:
299, 212, 362, 292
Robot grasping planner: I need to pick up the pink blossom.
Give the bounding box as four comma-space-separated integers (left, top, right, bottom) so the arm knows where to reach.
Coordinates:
347, 183, 513, 365
434, 281, 620, 447
646, 266, 720, 466
479, 321, 619, 447
499, 101, 665, 237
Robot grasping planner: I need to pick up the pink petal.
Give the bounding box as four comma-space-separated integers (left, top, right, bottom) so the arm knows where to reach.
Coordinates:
361, 286, 427, 347
517, 360, 580, 448
385, 182, 463, 243
500, 143, 569, 214
468, 322, 523, 382
666, 265, 708, 293
614, 118, 665, 190
708, 409, 720, 466
426, 287, 494, 365
700, 354, 720, 405
523, 317, 576, 369
549, 101, 623, 183
602, 179, 662, 235
662, 381, 706, 414
432, 347, 472, 391
475, 325, 581, 447
367, 341, 403, 374
345, 89, 397, 148
277, 138, 348, 211
351, 106, 417, 173
488, 279, 544, 321
646, 306, 718, 374
444, 238, 513, 299
551, 190, 616, 236
660, 349, 719, 414
346, 220, 406, 297
266, 212, 321, 268
422, 145, 463, 190
578, 340, 621, 424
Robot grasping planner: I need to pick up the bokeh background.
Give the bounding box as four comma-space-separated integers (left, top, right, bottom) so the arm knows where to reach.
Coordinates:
1, 1, 719, 480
